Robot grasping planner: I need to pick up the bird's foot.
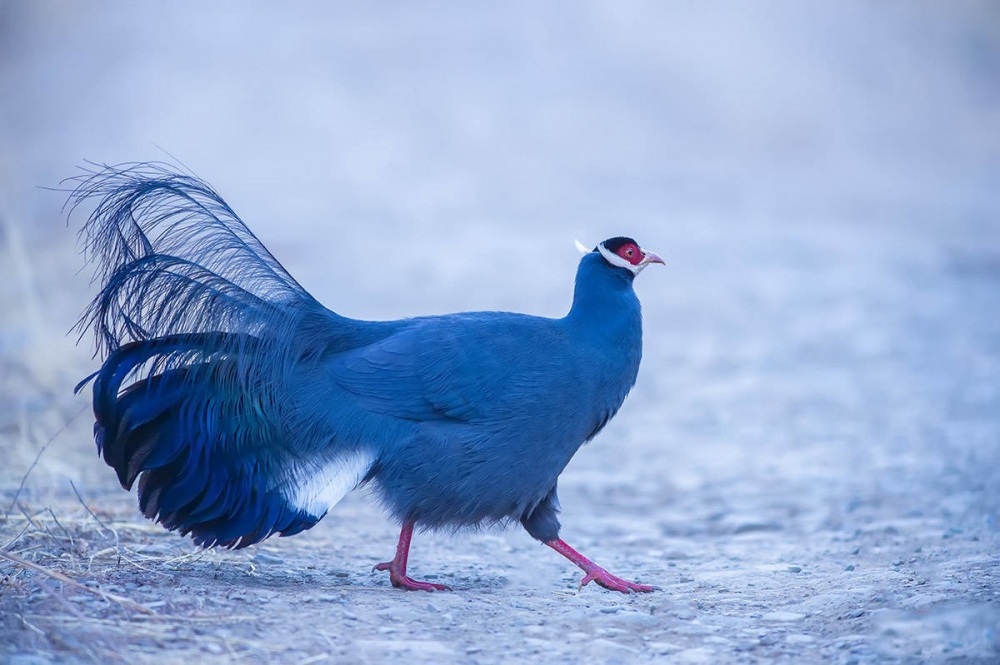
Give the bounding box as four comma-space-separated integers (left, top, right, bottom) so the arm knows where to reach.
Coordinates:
372, 561, 451, 592
546, 539, 657, 594
578, 566, 657, 594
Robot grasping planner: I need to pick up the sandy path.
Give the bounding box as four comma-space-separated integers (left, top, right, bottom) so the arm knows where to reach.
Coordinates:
2, 216, 998, 663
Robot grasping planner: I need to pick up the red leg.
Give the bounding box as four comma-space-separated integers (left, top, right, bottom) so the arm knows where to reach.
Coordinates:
546, 539, 657, 594
372, 521, 451, 591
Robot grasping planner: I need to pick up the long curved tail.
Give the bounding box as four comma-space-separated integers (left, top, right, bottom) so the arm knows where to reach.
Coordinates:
71, 163, 372, 548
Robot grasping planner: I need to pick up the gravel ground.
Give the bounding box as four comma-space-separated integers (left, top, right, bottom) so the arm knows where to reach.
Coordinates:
2, 217, 998, 664
2, 3, 998, 663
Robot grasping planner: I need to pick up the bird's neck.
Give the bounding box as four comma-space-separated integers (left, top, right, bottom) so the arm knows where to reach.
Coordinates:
565, 255, 643, 347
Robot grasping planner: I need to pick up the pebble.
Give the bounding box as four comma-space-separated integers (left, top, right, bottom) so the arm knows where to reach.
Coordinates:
786, 566, 802, 573
376, 607, 424, 623
762, 611, 806, 622
786, 634, 815, 644
8, 656, 53, 665
674, 623, 720, 636
253, 552, 283, 564
845, 565, 855, 571
588, 638, 638, 655
704, 636, 730, 645
647, 641, 681, 655
733, 521, 782, 534
612, 611, 659, 627
673, 647, 716, 663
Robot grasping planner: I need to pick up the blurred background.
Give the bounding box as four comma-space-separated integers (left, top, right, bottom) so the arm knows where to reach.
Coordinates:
3, 0, 1000, 513
0, 2, 999, 657
2, 0, 999, 507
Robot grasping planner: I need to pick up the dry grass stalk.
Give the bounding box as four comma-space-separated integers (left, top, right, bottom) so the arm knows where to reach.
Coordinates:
0, 548, 156, 615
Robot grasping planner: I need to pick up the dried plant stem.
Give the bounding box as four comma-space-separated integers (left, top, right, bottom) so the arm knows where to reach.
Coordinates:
3, 405, 86, 522
0, 548, 156, 616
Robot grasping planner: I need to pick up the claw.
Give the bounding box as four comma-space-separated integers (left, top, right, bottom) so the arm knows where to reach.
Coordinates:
390, 575, 451, 592
373, 560, 451, 591
579, 567, 656, 594
547, 538, 657, 595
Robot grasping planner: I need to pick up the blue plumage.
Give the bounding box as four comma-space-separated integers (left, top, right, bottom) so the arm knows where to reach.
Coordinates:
72, 163, 663, 592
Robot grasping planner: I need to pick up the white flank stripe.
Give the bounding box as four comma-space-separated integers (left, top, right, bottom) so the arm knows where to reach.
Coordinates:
288, 450, 376, 518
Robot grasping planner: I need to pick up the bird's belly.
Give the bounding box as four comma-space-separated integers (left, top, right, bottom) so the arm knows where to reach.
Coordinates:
371, 421, 583, 528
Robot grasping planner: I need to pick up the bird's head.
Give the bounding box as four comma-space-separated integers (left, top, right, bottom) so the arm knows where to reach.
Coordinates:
577, 237, 665, 277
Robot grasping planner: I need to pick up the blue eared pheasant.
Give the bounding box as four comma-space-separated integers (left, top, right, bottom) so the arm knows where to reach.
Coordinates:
72, 163, 664, 593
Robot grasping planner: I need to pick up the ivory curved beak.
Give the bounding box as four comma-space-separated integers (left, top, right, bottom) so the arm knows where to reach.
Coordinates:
641, 250, 665, 266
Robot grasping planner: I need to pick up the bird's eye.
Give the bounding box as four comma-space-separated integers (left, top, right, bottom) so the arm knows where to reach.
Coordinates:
626, 249, 634, 256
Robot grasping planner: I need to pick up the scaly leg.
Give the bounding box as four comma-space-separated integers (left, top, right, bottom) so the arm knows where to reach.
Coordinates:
373, 521, 451, 591
546, 539, 657, 593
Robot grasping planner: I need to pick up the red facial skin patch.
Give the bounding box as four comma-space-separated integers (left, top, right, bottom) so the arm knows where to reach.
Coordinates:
615, 242, 643, 266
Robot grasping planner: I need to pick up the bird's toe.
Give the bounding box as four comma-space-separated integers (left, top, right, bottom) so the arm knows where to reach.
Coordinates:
626, 581, 658, 593
392, 576, 451, 592
579, 567, 656, 594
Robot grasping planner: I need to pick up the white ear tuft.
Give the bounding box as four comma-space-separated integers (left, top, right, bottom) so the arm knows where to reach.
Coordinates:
574, 239, 590, 255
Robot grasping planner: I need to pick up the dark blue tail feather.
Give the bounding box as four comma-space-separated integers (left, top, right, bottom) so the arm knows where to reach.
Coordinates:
69, 164, 357, 549
90, 335, 322, 548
